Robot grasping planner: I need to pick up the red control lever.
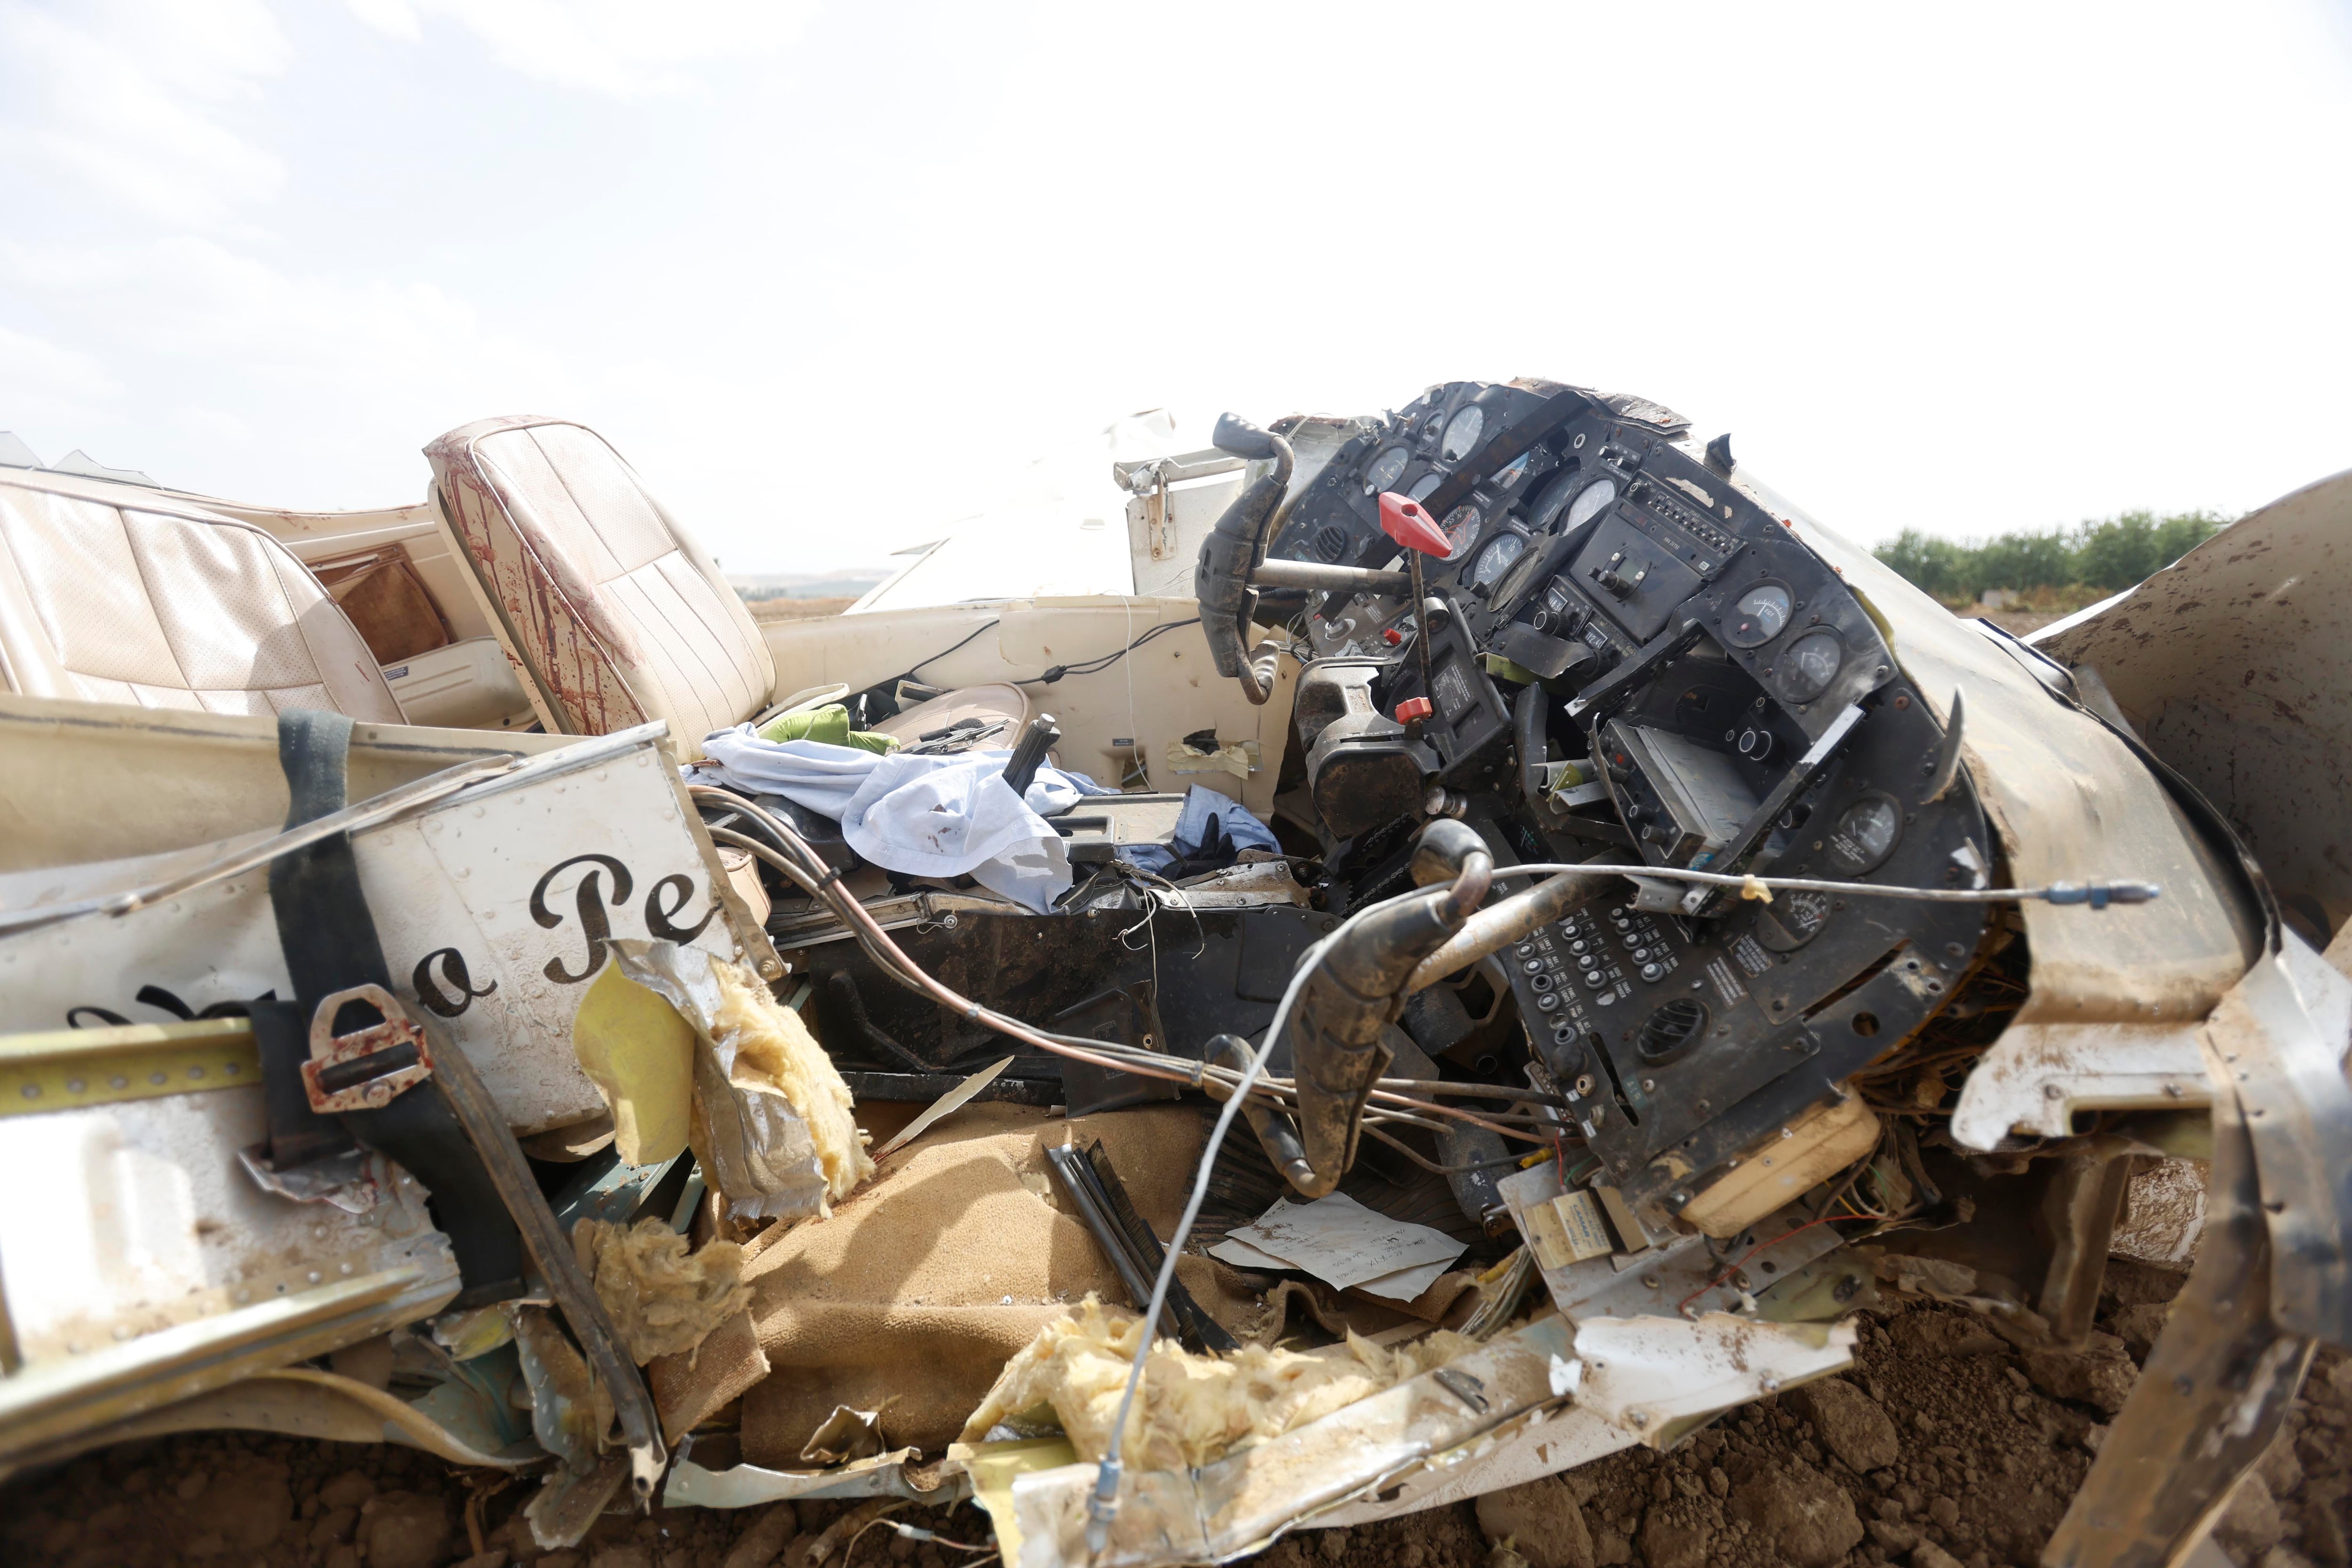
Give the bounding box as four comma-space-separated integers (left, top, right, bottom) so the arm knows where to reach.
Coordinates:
1378, 492, 1450, 557
1395, 697, 1433, 724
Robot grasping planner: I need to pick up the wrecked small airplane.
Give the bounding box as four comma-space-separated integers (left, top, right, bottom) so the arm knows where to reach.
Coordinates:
0, 385, 2345, 1568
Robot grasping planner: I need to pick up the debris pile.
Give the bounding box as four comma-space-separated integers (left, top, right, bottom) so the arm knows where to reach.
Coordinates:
7, 1288, 2345, 1568
4, 389, 2347, 1568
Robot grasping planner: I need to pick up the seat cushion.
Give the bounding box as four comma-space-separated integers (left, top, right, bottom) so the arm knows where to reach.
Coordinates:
426, 417, 774, 757
0, 470, 403, 722
870, 683, 1030, 747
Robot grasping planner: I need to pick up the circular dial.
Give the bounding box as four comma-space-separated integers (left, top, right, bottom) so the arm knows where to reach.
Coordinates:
1470, 530, 1528, 589
1529, 470, 1580, 529
1363, 445, 1410, 496
1724, 583, 1793, 648
1490, 448, 1534, 488
1755, 887, 1830, 951
1441, 405, 1486, 462
1828, 794, 1903, 873
1778, 629, 1843, 700
1442, 503, 1482, 559
1563, 477, 1618, 533
1407, 471, 1445, 503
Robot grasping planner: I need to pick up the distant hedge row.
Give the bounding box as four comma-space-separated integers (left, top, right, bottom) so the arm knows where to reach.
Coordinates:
1873, 510, 2227, 602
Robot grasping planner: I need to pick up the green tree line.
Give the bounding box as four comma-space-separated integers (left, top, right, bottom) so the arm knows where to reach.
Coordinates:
1873, 510, 2228, 602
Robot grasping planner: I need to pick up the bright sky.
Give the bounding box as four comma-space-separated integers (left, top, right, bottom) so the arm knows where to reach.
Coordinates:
4, 1, 2349, 576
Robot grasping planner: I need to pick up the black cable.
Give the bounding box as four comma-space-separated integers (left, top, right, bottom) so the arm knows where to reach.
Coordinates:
894, 617, 1003, 685
1041, 618, 1200, 683
887, 613, 1198, 696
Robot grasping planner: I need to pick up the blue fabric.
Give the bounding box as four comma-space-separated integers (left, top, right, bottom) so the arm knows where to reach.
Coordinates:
1117, 786, 1281, 877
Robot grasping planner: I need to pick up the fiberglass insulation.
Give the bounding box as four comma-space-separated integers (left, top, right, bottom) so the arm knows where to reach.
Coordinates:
608, 940, 876, 1221
575, 1215, 754, 1364
958, 1294, 1472, 1471
708, 957, 875, 1207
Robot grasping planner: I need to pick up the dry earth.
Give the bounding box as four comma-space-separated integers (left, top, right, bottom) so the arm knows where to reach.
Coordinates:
7, 1272, 2345, 1568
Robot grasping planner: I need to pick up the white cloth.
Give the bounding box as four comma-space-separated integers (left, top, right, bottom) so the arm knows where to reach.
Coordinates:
695, 725, 1089, 912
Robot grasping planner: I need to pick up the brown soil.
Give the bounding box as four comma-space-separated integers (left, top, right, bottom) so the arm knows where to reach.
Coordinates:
6, 1277, 2345, 1568
1932, 585, 2111, 640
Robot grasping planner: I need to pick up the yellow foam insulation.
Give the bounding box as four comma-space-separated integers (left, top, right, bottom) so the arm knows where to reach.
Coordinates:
958, 1295, 1473, 1471
576, 1216, 754, 1365
711, 958, 875, 1207
571, 960, 695, 1166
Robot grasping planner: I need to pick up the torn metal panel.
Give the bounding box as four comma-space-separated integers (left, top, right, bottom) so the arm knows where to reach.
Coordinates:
1737, 472, 2265, 1026
0, 723, 762, 1136
0, 1365, 535, 1475
1007, 1317, 1577, 1568
873, 1057, 1014, 1158
1564, 1313, 1857, 1444
0, 1084, 457, 1466
2199, 945, 2352, 1342
2033, 468, 2352, 939
512, 1303, 611, 1476
1949, 1020, 2211, 1149
1306, 1404, 1632, 1528
2044, 1030, 2315, 1568
0, 1266, 455, 1470
664, 1447, 972, 1508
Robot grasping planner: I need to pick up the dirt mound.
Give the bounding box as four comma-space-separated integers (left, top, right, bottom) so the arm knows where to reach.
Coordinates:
5, 1285, 2349, 1568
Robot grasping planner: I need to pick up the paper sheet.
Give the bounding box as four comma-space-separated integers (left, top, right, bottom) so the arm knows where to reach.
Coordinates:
1351, 1257, 1458, 1304
1209, 1192, 1465, 1293
1206, 1234, 1298, 1273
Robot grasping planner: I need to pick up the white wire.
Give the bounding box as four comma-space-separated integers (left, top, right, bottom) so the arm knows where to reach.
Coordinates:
1086, 883, 1433, 1550
1481, 862, 2155, 906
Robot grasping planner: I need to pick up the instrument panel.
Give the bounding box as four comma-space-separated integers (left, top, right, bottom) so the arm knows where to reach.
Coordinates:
1281, 379, 1994, 1226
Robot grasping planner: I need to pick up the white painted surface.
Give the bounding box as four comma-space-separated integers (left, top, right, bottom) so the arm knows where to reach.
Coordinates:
0, 731, 746, 1133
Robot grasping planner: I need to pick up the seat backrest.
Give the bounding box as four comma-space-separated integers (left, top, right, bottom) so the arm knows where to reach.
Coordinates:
425, 417, 774, 757
0, 468, 404, 722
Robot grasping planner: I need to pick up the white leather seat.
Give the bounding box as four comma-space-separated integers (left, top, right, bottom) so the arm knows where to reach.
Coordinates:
0, 467, 404, 721
426, 417, 773, 758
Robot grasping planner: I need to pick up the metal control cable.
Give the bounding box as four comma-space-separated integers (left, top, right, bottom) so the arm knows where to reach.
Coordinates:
1084, 866, 1485, 1554
1480, 861, 2161, 908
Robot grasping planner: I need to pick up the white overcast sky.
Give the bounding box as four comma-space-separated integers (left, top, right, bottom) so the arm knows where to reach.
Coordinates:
4, 0, 2349, 575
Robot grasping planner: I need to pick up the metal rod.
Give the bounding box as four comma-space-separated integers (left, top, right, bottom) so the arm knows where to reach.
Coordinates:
1405, 860, 1629, 994
1250, 558, 1414, 596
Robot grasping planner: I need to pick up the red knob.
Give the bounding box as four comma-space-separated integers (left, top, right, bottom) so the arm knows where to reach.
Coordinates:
1381, 627, 1404, 646
1378, 492, 1452, 557
1395, 697, 1434, 724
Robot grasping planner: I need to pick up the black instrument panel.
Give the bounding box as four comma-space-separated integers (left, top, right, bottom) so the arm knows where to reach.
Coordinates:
1288, 379, 1993, 1226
